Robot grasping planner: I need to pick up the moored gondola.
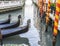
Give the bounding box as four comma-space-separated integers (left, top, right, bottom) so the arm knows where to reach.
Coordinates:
1, 19, 30, 38
0, 19, 30, 46
0, 14, 11, 25
0, 15, 21, 30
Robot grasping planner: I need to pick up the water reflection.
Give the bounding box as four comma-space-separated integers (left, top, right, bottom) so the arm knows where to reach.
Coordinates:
20, 0, 40, 46
3, 35, 30, 46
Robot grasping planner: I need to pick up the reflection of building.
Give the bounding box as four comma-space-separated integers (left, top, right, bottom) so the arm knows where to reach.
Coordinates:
33, 1, 40, 30
34, 6, 40, 30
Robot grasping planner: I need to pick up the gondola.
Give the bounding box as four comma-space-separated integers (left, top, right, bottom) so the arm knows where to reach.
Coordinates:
0, 15, 21, 30
0, 14, 11, 25
0, 19, 30, 46
1, 19, 30, 38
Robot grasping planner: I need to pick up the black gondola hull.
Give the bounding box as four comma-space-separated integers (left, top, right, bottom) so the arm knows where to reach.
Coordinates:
0, 15, 21, 29
2, 26, 28, 38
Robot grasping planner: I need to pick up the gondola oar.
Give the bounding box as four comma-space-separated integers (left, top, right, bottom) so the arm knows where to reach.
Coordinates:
0, 14, 11, 25
0, 15, 21, 30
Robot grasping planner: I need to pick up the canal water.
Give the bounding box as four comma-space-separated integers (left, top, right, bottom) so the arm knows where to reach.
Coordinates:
0, 0, 40, 46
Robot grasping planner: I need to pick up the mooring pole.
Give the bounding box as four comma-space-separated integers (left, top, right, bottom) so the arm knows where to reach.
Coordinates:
45, 0, 51, 32
53, 0, 60, 46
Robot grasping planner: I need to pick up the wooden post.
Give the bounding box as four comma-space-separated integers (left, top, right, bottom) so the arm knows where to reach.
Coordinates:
53, 36, 56, 46
45, 0, 51, 32
43, 0, 46, 12
46, 0, 51, 24
53, 0, 59, 38
53, 0, 60, 46
38, 0, 43, 17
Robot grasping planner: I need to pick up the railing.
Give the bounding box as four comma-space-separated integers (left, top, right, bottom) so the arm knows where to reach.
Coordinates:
0, 0, 25, 9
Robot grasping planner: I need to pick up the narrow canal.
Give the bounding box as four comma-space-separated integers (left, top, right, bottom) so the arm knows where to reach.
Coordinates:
0, 0, 40, 46
20, 0, 40, 46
